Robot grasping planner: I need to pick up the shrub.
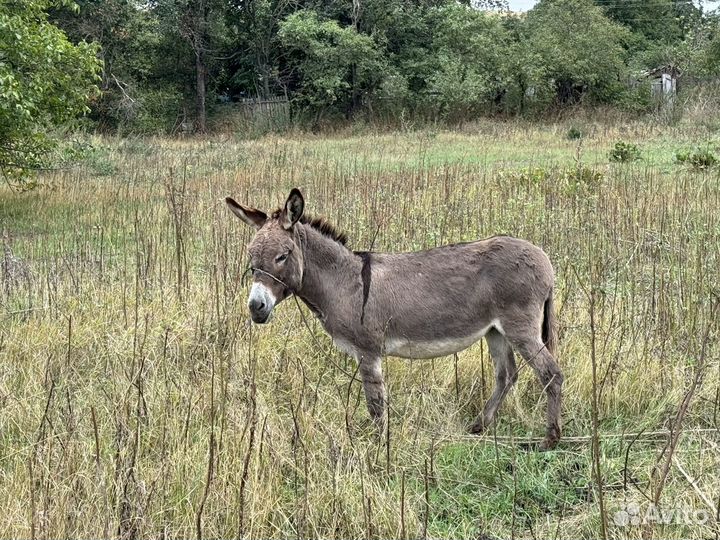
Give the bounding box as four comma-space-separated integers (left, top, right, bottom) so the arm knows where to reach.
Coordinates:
498, 167, 550, 188
676, 147, 718, 169
125, 88, 185, 135
566, 165, 603, 188
566, 127, 583, 140
77, 144, 118, 177
609, 140, 641, 163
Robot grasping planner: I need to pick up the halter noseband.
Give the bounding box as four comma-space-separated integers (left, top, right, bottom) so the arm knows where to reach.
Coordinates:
244, 224, 308, 294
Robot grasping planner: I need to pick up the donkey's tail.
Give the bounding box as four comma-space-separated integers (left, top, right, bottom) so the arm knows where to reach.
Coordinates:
542, 288, 558, 357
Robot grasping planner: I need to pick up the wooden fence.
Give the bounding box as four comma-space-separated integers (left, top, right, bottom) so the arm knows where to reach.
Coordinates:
235, 96, 290, 128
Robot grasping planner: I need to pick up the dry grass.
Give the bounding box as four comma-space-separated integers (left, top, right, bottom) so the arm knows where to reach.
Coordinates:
1, 119, 719, 539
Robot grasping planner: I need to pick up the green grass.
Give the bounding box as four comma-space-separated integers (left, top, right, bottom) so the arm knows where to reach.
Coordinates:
1, 118, 719, 539
424, 443, 587, 537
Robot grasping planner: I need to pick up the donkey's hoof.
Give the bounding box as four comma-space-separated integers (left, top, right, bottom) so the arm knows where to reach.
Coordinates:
539, 437, 559, 451
539, 425, 561, 451
468, 421, 487, 435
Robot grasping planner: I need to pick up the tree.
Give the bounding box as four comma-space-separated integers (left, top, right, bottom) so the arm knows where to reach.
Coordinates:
594, 0, 702, 47
50, 0, 167, 132
524, 0, 630, 105
278, 10, 385, 120
702, 13, 720, 75
423, 5, 509, 121
499, 14, 549, 114
225, 0, 294, 98
0, 0, 101, 185
150, 0, 232, 132
593, 0, 704, 77
670, 8, 720, 78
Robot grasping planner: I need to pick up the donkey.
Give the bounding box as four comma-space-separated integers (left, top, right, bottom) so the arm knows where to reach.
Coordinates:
226, 189, 564, 449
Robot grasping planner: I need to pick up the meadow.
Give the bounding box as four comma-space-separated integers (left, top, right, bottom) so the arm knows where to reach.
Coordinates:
1, 117, 719, 539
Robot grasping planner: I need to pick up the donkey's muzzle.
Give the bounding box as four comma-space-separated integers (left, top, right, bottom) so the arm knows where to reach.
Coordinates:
250, 310, 271, 324
249, 297, 266, 312
248, 282, 276, 324
249, 298, 271, 324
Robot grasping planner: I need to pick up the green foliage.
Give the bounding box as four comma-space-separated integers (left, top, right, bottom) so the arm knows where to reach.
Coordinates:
123, 87, 185, 135
497, 166, 550, 188
524, 0, 631, 105
615, 85, 654, 114
422, 5, 508, 121
705, 31, 720, 76
497, 164, 603, 197
676, 147, 718, 169
594, 0, 698, 48
609, 141, 642, 162
0, 0, 101, 184
278, 10, 385, 119
566, 127, 583, 140
564, 165, 604, 196
52, 0, 178, 133
227, 0, 290, 98
77, 143, 119, 176
678, 13, 720, 78
28, 0, 720, 131
51, 0, 233, 134
425, 444, 586, 537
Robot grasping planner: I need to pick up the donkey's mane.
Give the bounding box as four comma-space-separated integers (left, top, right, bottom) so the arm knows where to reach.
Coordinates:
271, 209, 348, 246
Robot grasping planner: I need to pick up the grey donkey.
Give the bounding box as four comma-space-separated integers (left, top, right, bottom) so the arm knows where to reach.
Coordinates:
226, 188, 563, 450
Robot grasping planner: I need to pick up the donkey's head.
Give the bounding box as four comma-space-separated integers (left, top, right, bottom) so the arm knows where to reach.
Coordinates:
225, 188, 305, 323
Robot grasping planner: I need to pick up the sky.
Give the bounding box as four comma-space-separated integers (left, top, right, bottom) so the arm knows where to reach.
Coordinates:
507, 0, 717, 11
507, 0, 537, 10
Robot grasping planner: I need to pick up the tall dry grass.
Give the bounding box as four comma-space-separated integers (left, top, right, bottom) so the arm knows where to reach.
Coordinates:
1, 123, 719, 539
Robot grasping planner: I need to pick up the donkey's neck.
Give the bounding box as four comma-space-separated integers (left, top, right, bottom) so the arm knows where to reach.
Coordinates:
296, 224, 361, 325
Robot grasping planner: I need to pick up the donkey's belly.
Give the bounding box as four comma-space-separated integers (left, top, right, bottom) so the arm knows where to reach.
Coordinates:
384, 320, 500, 359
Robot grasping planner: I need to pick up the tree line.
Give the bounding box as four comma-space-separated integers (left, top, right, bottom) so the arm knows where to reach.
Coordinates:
51, 0, 720, 133
1, 0, 720, 178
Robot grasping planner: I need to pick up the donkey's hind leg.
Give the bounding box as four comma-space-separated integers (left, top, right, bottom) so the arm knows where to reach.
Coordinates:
506, 333, 563, 450
469, 329, 518, 434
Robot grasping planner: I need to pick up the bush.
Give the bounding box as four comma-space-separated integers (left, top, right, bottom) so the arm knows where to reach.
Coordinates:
676, 147, 718, 169
615, 85, 653, 114
564, 166, 603, 194
609, 140, 641, 163
81, 144, 118, 176
566, 127, 583, 140
124, 88, 185, 135
498, 167, 550, 188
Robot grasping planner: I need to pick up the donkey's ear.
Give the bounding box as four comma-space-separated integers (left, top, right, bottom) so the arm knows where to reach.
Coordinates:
281, 188, 304, 230
225, 197, 267, 228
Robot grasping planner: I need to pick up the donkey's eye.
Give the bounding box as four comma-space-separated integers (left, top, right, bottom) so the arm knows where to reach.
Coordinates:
275, 252, 289, 264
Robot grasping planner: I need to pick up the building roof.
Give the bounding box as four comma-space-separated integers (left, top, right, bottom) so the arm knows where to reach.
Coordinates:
642, 64, 681, 78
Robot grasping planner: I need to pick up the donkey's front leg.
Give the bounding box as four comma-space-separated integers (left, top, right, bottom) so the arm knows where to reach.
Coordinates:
358, 355, 386, 433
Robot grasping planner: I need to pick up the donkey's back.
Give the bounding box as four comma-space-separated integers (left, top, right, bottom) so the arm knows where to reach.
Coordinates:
369, 236, 555, 353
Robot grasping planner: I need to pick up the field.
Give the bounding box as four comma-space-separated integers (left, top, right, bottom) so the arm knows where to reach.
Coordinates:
1, 118, 719, 539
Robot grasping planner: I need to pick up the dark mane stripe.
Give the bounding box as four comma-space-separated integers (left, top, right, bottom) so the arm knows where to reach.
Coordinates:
271, 209, 348, 245
301, 215, 348, 245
